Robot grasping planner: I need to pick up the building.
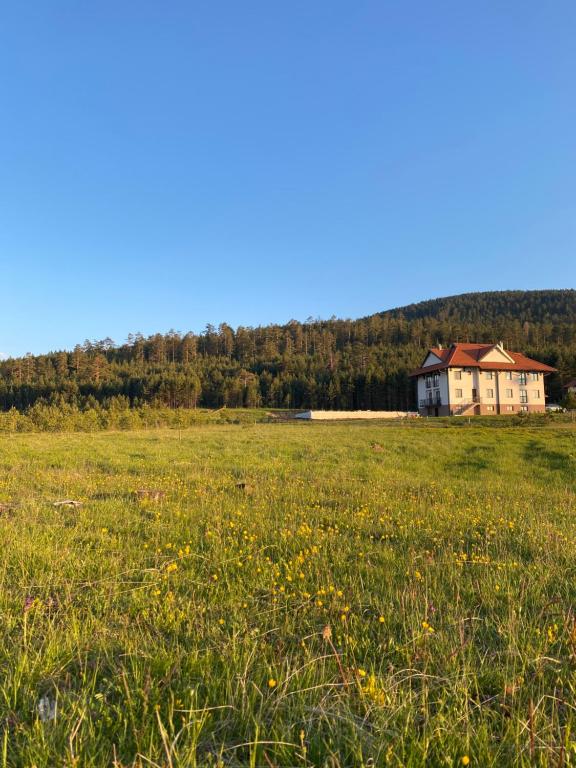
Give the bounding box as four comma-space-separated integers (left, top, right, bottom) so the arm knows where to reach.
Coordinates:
410, 342, 556, 417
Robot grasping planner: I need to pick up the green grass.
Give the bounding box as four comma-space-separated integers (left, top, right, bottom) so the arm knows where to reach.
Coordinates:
0, 422, 575, 766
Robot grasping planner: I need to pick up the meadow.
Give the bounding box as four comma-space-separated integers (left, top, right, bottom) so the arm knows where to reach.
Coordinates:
0, 420, 575, 767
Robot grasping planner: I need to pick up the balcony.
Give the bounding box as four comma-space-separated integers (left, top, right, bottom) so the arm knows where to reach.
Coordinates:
420, 397, 442, 407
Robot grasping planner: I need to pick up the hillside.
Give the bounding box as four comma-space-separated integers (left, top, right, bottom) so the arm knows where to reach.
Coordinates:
381, 289, 576, 324
1, 290, 575, 413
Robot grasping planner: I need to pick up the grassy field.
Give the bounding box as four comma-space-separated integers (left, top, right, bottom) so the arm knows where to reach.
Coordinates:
0, 422, 575, 767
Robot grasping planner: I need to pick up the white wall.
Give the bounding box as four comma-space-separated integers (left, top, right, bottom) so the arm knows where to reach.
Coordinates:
417, 370, 449, 406
446, 368, 544, 409
296, 411, 416, 420
448, 368, 475, 402
422, 351, 444, 366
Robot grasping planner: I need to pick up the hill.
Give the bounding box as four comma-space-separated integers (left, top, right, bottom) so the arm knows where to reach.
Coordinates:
381, 289, 576, 324
1, 290, 575, 413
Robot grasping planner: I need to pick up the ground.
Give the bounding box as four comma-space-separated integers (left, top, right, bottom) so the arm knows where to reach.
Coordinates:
0, 421, 575, 767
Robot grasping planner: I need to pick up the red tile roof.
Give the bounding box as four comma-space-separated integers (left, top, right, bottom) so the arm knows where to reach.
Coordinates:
410, 343, 557, 377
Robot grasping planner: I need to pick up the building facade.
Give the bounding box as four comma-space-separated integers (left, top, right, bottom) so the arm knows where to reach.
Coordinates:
410, 342, 556, 417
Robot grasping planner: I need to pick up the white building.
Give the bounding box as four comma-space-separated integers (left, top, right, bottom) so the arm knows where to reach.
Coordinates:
410, 342, 556, 417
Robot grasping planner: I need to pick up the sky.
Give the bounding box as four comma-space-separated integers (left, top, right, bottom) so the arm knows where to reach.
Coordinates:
1, 1, 575, 357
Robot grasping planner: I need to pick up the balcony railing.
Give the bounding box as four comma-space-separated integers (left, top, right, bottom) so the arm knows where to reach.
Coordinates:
451, 396, 484, 405
420, 398, 442, 407
420, 395, 488, 409
419, 395, 541, 414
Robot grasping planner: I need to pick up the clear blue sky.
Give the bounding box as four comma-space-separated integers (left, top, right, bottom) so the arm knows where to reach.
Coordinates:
1, 1, 575, 357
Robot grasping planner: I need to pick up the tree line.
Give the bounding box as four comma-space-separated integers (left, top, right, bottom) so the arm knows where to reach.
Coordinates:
1, 290, 575, 413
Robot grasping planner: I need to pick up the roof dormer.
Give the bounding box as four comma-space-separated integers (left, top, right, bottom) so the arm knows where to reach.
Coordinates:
478, 342, 515, 364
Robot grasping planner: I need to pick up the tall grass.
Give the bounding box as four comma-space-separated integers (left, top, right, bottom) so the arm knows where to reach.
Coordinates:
0, 423, 575, 766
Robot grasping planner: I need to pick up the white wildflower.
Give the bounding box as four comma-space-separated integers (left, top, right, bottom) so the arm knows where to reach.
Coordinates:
37, 695, 57, 722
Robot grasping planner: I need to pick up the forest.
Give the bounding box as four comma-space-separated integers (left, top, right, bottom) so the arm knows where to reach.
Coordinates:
2, 290, 575, 413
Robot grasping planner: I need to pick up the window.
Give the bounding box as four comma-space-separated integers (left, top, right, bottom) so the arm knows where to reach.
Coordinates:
454, 370, 462, 380
533, 390, 540, 399
504, 371, 512, 380
506, 388, 513, 398
521, 405, 529, 412
425, 375, 432, 389
485, 371, 494, 380
520, 389, 528, 403
505, 405, 513, 412
519, 373, 527, 385
530, 372, 539, 382
486, 405, 494, 411
433, 373, 440, 388
486, 388, 494, 398
455, 388, 463, 398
